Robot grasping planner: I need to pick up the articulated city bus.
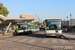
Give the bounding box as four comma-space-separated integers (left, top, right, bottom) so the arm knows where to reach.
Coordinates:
14, 23, 39, 35
15, 24, 27, 35
44, 18, 62, 38
27, 23, 35, 33
27, 23, 39, 33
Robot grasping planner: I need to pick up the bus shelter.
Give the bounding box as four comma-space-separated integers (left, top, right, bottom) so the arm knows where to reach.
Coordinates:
0, 14, 34, 35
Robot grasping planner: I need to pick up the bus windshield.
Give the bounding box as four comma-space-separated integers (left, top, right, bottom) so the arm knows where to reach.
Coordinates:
27, 25, 34, 29
46, 21, 61, 30
35, 26, 39, 29
18, 25, 27, 30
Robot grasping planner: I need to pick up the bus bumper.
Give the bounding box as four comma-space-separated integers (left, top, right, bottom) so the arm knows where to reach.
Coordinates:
45, 33, 62, 36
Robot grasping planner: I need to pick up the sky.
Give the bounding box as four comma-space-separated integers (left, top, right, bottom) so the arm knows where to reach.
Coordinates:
0, 0, 75, 21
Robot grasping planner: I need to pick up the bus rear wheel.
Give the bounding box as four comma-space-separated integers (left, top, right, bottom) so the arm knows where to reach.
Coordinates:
59, 36, 62, 38
56, 36, 61, 38
59, 36, 61, 38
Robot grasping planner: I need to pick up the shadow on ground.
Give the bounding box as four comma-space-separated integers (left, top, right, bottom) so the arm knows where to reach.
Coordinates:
16, 33, 46, 38
14, 32, 71, 41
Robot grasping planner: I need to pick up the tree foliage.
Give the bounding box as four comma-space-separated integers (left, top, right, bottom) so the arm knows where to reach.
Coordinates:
29, 21, 41, 26
0, 3, 9, 17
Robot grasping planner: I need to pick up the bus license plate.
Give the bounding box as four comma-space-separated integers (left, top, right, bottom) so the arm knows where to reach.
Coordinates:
51, 34, 55, 36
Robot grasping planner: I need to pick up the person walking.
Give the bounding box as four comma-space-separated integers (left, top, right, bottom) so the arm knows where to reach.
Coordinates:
65, 28, 67, 33
13, 25, 15, 30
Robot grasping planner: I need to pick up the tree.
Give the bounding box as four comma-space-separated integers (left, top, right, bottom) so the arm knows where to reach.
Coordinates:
29, 21, 41, 26
0, 3, 9, 17
35, 21, 41, 26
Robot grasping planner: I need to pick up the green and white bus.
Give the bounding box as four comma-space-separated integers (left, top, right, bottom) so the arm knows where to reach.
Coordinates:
27, 23, 35, 33
14, 23, 27, 35
44, 18, 62, 38
17, 23, 34, 34
35, 25, 39, 32
14, 23, 39, 35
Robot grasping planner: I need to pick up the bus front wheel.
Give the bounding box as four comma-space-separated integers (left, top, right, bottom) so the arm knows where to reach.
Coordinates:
59, 36, 62, 38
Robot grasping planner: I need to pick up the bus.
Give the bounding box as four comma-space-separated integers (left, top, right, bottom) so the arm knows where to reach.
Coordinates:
14, 23, 27, 35
27, 23, 35, 33
35, 25, 39, 32
14, 23, 39, 35
44, 18, 62, 38
16, 23, 34, 34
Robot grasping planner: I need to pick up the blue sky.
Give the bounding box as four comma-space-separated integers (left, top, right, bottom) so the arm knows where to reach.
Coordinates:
0, 0, 75, 21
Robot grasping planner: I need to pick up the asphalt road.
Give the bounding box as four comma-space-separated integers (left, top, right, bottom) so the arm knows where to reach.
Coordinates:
0, 32, 75, 50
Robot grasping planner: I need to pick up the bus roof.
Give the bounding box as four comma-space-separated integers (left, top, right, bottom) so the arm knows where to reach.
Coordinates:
18, 23, 39, 26
45, 18, 62, 21
27, 23, 34, 25
45, 18, 61, 20
35, 25, 39, 26
18, 23, 34, 26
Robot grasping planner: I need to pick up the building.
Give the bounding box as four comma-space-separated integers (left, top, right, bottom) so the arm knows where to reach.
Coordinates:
62, 21, 69, 28
20, 14, 34, 23
69, 19, 75, 27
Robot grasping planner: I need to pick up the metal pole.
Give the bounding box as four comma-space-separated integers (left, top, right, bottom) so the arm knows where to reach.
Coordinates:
36, 15, 37, 22
35, 15, 37, 25
38, 17, 39, 25
70, 14, 72, 27
67, 16, 68, 27
4, 22, 12, 35
70, 14, 72, 19
67, 16, 68, 21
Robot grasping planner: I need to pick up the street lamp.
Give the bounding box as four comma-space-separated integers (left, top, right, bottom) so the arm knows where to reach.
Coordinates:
35, 15, 37, 25
67, 16, 68, 21
70, 14, 72, 19
67, 16, 68, 27
70, 14, 72, 27
35, 15, 37, 22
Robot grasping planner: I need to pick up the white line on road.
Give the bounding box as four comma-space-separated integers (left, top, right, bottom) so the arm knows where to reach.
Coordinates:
28, 39, 36, 43
52, 39, 57, 43
7, 39, 19, 42
52, 46, 74, 49
0, 38, 12, 42
61, 40, 67, 43
0, 40, 6, 42
42, 39, 48, 43
18, 39, 28, 42
73, 43, 75, 44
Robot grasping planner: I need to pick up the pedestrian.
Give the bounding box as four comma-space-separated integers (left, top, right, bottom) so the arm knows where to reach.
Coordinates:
65, 28, 67, 33
13, 25, 15, 30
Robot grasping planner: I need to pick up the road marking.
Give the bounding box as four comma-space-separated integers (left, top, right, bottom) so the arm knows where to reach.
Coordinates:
73, 43, 75, 44
42, 39, 48, 43
28, 39, 36, 43
61, 40, 67, 43
52, 39, 57, 43
0, 38, 12, 42
0, 40, 6, 42
52, 46, 74, 49
7, 39, 19, 42
18, 39, 28, 42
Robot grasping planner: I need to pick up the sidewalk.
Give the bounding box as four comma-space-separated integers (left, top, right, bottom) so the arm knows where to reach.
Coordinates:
0, 35, 13, 39
0, 33, 13, 39
63, 32, 75, 43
